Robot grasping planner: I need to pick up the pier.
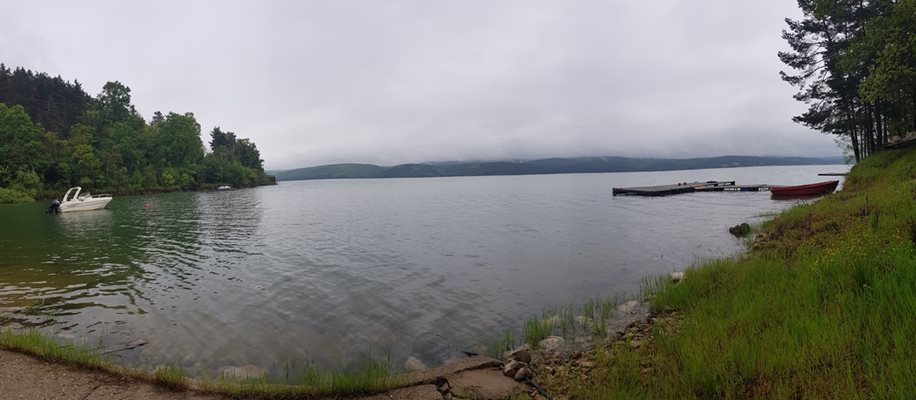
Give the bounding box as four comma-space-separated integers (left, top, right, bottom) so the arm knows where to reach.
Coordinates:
612, 181, 770, 196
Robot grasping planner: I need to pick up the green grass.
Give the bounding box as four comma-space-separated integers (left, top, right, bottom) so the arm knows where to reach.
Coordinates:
556, 148, 916, 399
0, 329, 108, 369
153, 363, 189, 391
0, 328, 402, 398
484, 295, 626, 356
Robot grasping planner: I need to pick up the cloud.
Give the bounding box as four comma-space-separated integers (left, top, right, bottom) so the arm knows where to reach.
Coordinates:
0, 0, 839, 169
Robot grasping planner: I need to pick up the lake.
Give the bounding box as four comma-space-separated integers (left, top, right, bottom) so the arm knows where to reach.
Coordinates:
0, 165, 848, 374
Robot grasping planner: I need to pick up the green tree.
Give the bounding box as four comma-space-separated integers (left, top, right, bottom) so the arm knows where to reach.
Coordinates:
0, 103, 48, 188
854, 0, 916, 135
781, 0, 873, 161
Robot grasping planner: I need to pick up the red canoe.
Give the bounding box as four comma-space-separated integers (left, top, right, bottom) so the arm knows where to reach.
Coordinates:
770, 180, 839, 198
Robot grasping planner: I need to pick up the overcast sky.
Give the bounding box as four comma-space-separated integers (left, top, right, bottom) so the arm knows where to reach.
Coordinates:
2, 1, 841, 169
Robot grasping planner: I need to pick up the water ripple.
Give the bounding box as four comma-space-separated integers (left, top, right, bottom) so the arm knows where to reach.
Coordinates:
0, 165, 849, 371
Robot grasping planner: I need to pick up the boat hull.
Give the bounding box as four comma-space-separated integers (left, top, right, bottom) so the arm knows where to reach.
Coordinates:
59, 198, 112, 212
770, 180, 839, 198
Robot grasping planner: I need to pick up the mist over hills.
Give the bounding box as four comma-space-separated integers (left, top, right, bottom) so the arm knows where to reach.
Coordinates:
269, 155, 846, 182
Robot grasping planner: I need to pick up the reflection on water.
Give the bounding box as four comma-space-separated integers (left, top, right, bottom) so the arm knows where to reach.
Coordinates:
0, 165, 849, 373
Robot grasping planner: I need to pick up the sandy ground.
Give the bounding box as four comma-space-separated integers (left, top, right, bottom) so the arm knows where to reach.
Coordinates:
0, 350, 216, 400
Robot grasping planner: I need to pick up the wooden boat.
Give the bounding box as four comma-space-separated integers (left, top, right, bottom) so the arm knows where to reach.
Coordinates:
770, 180, 839, 198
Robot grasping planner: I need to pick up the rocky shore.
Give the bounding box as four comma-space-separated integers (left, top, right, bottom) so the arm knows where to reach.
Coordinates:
363, 286, 684, 400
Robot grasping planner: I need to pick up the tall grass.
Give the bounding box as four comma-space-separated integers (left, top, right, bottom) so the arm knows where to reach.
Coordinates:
561, 148, 916, 398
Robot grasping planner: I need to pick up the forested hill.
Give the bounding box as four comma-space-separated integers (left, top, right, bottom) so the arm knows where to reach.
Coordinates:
271, 155, 845, 181
0, 63, 274, 203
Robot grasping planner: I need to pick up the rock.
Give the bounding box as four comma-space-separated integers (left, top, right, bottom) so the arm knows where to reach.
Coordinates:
503, 345, 531, 364
503, 360, 523, 377
670, 271, 685, 282
538, 336, 565, 354
576, 359, 595, 369
435, 376, 451, 394
218, 364, 266, 380
513, 367, 533, 382
729, 222, 751, 237
617, 300, 640, 314
447, 368, 527, 400
404, 356, 428, 372
398, 355, 502, 387
628, 340, 642, 349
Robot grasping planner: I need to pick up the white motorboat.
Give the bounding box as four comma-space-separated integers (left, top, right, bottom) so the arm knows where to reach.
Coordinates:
58, 187, 112, 213
216, 185, 232, 191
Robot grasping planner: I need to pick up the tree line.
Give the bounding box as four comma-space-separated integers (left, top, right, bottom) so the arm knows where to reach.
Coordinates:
781, 0, 916, 161
0, 64, 274, 203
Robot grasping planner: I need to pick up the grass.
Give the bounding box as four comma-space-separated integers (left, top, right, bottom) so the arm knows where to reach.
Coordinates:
154, 363, 189, 390
0, 328, 403, 398
551, 147, 916, 399
485, 295, 626, 357
0, 329, 108, 370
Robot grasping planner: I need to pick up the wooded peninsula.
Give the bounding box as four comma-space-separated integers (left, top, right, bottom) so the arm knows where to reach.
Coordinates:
0, 64, 275, 204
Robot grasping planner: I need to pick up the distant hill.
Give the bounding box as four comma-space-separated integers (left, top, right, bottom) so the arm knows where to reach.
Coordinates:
270, 156, 846, 182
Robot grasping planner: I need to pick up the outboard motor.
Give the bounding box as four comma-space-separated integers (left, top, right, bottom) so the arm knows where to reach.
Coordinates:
47, 199, 60, 214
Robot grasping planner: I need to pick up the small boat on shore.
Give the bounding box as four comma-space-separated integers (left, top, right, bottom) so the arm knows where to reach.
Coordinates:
57, 186, 113, 212
770, 180, 839, 198
216, 185, 232, 191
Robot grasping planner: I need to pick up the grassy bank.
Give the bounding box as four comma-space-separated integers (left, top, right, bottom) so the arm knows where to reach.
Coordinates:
0, 328, 401, 399
549, 148, 915, 398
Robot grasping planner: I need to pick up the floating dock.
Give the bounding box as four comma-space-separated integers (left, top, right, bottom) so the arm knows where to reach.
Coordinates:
612, 181, 770, 197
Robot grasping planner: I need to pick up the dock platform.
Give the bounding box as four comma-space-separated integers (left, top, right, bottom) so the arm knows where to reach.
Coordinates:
613, 181, 738, 196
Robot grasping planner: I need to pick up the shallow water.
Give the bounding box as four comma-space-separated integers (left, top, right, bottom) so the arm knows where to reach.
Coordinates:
0, 165, 848, 373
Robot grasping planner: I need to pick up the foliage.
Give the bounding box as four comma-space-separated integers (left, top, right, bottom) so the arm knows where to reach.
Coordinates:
781, 0, 916, 161
0, 63, 274, 201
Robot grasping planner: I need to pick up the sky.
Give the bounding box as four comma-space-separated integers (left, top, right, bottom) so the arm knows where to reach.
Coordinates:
1, 1, 842, 169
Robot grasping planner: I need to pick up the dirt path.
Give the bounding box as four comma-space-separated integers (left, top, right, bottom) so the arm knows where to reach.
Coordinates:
0, 350, 216, 400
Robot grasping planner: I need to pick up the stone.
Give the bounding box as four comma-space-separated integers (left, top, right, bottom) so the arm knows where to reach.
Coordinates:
617, 300, 641, 314
398, 355, 501, 386
447, 368, 527, 400
435, 376, 451, 393
577, 359, 595, 369
729, 222, 751, 237
503, 345, 532, 364
404, 356, 428, 372
538, 336, 566, 354
670, 271, 686, 282
628, 340, 642, 349
503, 360, 523, 377
218, 364, 266, 380
513, 367, 533, 382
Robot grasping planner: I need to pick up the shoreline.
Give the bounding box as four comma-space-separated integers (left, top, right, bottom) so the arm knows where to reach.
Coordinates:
1, 147, 911, 398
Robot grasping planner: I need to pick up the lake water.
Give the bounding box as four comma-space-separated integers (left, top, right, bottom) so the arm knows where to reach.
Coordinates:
0, 165, 848, 374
